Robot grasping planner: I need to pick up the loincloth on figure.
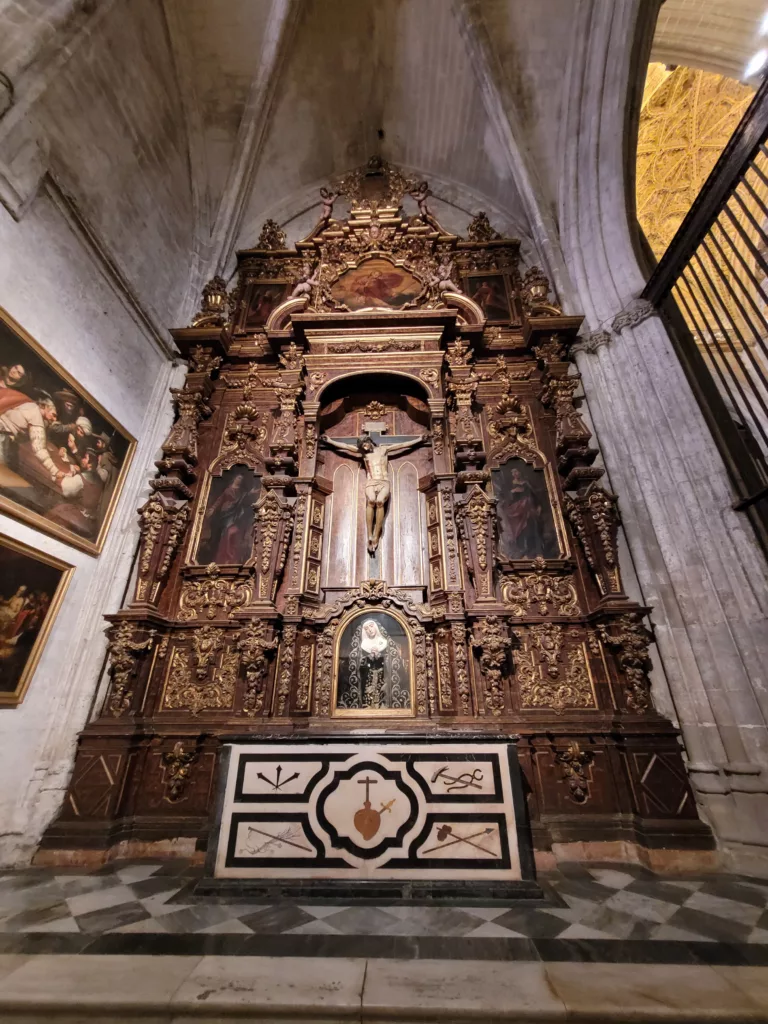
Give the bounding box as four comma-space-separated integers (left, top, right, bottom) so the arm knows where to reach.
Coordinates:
365, 479, 391, 505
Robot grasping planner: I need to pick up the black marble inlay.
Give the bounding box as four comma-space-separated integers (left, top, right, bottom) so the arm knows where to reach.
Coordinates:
0, 930, 765, 964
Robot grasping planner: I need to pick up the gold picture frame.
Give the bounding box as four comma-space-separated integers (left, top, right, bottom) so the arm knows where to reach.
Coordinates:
332, 606, 415, 718
0, 306, 136, 555
0, 532, 74, 706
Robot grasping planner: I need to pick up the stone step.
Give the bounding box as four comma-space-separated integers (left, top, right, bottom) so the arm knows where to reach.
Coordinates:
0, 954, 766, 1022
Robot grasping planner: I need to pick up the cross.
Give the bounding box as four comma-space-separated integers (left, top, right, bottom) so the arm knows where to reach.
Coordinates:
323, 421, 424, 573
357, 776, 378, 804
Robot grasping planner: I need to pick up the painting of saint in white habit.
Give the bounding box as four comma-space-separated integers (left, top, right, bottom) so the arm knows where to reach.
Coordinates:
336, 612, 411, 712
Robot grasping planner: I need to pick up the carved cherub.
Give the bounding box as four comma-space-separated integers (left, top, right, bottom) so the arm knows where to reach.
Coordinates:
431, 258, 463, 296
290, 262, 321, 300
319, 187, 340, 225
409, 180, 438, 227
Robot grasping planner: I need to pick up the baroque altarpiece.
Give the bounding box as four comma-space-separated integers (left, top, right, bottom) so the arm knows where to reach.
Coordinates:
42, 161, 713, 864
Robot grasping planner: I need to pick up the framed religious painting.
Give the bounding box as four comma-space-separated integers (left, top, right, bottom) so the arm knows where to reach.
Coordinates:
333, 609, 414, 717
330, 258, 423, 311
0, 533, 73, 706
240, 280, 291, 331
192, 465, 262, 565
463, 271, 514, 324
491, 459, 564, 561
0, 307, 136, 555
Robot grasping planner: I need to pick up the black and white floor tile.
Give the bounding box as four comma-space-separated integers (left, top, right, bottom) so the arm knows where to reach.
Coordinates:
0, 859, 767, 963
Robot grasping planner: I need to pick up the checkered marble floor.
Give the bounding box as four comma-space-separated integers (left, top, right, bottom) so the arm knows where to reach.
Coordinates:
0, 860, 767, 944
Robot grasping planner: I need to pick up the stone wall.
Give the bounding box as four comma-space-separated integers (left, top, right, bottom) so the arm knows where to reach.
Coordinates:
0, 0, 187, 863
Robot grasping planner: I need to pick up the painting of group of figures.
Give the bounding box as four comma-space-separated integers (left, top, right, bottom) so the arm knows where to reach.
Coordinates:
0, 309, 135, 554
0, 307, 135, 706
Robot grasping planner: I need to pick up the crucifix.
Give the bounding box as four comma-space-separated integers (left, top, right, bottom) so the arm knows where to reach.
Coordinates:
321, 418, 427, 562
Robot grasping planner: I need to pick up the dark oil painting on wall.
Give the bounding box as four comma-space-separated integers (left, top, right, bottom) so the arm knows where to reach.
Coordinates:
244, 282, 291, 330
493, 459, 560, 560
0, 307, 136, 555
0, 533, 73, 706
331, 258, 423, 311
196, 466, 261, 565
335, 610, 412, 715
465, 273, 513, 322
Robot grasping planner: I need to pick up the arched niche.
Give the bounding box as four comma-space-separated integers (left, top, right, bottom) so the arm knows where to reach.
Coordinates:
318, 373, 431, 590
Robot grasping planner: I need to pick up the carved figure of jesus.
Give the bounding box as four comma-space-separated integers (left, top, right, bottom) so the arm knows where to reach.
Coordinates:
321, 433, 426, 554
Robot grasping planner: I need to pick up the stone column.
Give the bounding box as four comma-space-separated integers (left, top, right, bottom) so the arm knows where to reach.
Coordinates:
559, 0, 768, 869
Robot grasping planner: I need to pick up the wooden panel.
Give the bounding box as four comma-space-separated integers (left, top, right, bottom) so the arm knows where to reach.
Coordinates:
394, 460, 424, 587
324, 464, 357, 588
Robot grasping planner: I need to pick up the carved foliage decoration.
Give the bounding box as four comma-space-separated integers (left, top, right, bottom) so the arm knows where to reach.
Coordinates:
487, 393, 540, 465
514, 625, 595, 713
435, 627, 454, 711
473, 616, 511, 716
554, 741, 594, 803
313, 619, 339, 717
257, 219, 287, 250
163, 382, 212, 463
451, 622, 472, 715
161, 741, 198, 802
236, 621, 278, 716
218, 407, 267, 471
564, 486, 622, 596
135, 495, 190, 604
179, 564, 252, 621
276, 623, 297, 716
164, 629, 238, 716
254, 490, 295, 602
106, 621, 156, 717
188, 345, 222, 376
456, 486, 496, 600
191, 276, 230, 328
501, 558, 579, 617
466, 212, 501, 242
596, 613, 654, 713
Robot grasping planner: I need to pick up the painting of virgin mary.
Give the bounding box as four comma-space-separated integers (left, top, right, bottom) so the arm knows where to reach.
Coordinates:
336, 611, 412, 713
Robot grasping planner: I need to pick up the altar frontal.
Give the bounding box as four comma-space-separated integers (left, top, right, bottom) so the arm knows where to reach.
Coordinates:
210, 739, 533, 893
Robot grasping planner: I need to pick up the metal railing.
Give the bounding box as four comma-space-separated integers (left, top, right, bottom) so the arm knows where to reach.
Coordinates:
642, 73, 768, 556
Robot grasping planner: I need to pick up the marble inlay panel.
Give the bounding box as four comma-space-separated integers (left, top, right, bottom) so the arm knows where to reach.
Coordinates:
212, 741, 523, 882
